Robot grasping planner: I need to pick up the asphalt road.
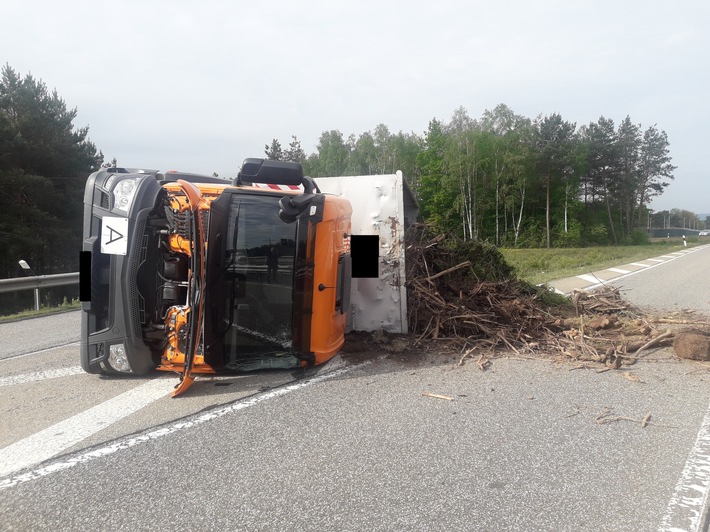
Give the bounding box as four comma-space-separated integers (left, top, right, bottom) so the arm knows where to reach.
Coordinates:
607, 244, 710, 313
2, 249, 710, 531
0, 310, 81, 359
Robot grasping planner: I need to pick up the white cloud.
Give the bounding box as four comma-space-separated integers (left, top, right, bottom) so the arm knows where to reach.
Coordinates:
2, 0, 709, 210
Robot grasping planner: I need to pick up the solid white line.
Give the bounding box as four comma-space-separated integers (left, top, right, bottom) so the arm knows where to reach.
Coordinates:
0, 366, 83, 387
0, 363, 367, 489
0, 377, 176, 478
0, 341, 80, 362
576, 274, 599, 283
607, 267, 630, 274
659, 399, 710, 532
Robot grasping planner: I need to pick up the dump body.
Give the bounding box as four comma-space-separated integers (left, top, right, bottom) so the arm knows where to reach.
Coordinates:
315, 171, 418, 334
80, 161, 352, 395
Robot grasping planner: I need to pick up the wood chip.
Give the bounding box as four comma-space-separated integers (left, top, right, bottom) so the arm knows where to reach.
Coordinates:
621, 372, 643, 383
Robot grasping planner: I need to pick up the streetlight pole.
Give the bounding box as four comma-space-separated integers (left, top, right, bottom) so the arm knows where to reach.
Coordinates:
18, 260, 40, 311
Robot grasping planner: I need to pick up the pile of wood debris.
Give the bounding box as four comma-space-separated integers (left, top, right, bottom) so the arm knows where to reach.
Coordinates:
403, 224, 709, 368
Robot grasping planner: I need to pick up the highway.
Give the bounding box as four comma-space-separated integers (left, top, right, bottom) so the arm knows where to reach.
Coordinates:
2, 247, 710, 531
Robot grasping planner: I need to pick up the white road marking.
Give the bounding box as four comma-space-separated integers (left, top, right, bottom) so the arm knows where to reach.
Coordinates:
659, 255, 676, 259
0, 363, 367, 489
576, 274, 599, 284
0, 366, 83, 387
607, 267, 630, 274
0, 377, 176, 478
0, 341, 80, 362
630, 262, 651, 268
659, 399, 710, 532
577, 248, 708, 292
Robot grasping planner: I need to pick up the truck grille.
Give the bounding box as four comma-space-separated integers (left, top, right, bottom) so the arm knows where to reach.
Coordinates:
128, 217, 148, 334
91, 215, 110, 332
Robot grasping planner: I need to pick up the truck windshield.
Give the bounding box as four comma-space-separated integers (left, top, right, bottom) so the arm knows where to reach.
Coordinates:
215, 194, 297, 367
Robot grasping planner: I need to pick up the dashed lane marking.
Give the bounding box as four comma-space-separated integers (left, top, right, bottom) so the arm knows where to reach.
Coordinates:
607, 267, 630, 274
0, 366, 83, 387
563, 245, 710, 294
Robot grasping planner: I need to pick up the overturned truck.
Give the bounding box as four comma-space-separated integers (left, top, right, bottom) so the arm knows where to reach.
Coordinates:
79, 159, 417, 396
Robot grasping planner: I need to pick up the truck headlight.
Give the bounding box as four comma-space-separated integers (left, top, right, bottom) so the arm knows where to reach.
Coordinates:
108, 343, 133, 373
111, 177, 140, 214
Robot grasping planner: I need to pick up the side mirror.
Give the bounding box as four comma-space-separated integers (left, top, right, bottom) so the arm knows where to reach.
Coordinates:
236, 159, 304, 186
278, 194, 314, 223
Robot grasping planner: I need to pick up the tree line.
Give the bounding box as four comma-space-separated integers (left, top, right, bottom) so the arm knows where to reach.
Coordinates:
267, 104, 679, 248
0, 64, 686, 279
0, 65, 102, 277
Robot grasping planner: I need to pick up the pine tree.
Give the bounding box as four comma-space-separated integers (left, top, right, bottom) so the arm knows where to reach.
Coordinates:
0, 65, 102, 277
284, 136, 306, 164
264, 138, 283, 160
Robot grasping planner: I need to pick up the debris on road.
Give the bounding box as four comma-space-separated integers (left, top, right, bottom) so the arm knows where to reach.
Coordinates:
594, 407, 653, 428
405, 223, 552, 352
342, 224, 710, 380
621, 371, 644, 383
674, 328, 710, 361
397, 223, 709, 372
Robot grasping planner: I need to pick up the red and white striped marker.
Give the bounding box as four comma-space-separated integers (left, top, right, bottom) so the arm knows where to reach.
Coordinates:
250, 183, 303, 191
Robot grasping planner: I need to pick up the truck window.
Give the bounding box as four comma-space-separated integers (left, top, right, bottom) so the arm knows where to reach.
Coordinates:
220, 194, 297, 366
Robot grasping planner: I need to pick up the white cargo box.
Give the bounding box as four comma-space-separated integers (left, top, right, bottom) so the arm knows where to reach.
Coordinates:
315, 171, 419, 334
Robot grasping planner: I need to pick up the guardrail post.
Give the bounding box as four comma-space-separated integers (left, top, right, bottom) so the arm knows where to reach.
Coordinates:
0, 272, 80, 315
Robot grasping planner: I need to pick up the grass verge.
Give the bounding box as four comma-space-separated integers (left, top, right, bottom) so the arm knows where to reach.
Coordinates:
500, 240, 701, 285
0, 301, 81, 323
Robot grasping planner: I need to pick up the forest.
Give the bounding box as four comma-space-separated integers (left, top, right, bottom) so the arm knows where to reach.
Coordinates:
266, 104, 684, 249
0, 65, 102, 278
0, 64, 695, 279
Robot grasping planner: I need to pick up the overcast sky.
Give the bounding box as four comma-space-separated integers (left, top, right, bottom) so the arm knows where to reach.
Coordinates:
3, 0, 708, 213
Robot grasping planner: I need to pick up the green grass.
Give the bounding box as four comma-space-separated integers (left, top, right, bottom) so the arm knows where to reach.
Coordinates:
0, 300, 81, 323
500, 239, 701, 285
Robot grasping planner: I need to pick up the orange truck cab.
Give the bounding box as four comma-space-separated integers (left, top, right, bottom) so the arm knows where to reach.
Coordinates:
79, 159, 353, 396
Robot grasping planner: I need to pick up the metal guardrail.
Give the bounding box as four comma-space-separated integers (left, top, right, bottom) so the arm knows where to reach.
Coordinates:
0, 272, 79, 310
0, 272, 80, 293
